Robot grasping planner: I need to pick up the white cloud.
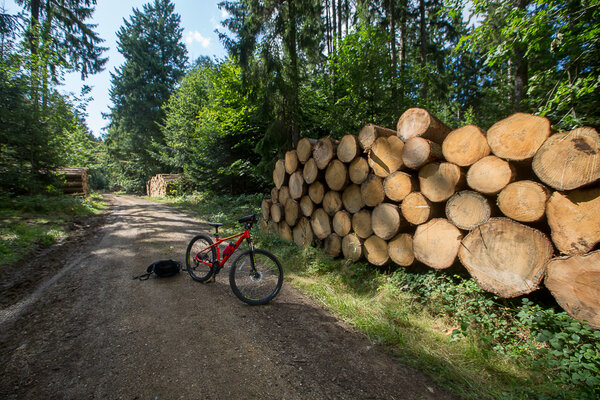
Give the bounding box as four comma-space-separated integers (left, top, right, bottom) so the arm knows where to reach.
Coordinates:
185, 31, 211, 48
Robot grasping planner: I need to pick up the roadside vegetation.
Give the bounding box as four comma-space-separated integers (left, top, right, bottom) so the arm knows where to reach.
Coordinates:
156, 192, 600, 400
0, 194, 105, 268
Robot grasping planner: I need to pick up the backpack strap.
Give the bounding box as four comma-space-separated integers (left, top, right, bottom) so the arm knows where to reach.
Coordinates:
132, 272, 152, 280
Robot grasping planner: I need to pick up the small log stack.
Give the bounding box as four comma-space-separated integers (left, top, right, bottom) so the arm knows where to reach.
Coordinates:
57, 167, 89, 196
146, 174, 181, 197
262, 108, 600, 329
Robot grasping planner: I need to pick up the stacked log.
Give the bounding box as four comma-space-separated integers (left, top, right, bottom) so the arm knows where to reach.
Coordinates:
262, 108, 600, 328
147, 174, 181, 197
57, 167, 90, 196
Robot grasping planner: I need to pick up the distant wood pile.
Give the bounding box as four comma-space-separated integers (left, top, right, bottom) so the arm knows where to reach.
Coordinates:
57, 167, 89, 196
146, 174, 181, 197
261, 108, 600, 329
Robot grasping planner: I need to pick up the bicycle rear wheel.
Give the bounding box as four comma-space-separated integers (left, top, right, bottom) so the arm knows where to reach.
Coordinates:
229, 249, 283, 305
186, 234, 216, 282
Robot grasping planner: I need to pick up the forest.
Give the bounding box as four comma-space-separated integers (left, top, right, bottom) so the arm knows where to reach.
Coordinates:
1, 0, 598, 195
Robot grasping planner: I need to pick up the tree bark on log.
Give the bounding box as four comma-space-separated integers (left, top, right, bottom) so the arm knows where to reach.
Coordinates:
361, 174, 385, 207
270, 203, 284, 223
413, 218, 462, 269
487, 113, 551, 161
285, 198, 300, 227
532, 127, 600, 191
458, 218, 553, 298
297, 137, 318, 163
324, 233, 342, 257
261, 199, 272, 220
363, 235, 389, 266
418, 162, 464, 202
273, 159, 287, 189
303, 158, 320, 184
285, 150, 299, 174
308, 181, 325, 204
349, 156, 370, 184
313, 137, 338, 169
383, 171, 415, 202
325, 159, 349, 191
293, 217, 313, 247
467, 155, 515, 195
545, 250, 600, 329
388, 233, 414, 267
402, 137, 442, 170
342, 184, 364, 214
311, 208, 332, 240
279, 186, 290, 207
545, 188, 600, 255
299, 195, 314, 217
368, 135, 404, 178
372, 203, 405, 240
358, 123, 397, 150
442, 125, 490, 167
397, 108, 452, 144
278, 221, 293, 241
352, 209, 373, 239
342, 233, 363, 262
288, 170, 306, 199
445, 191, 491, 230
401, 192, 442, 225
323, 191, 343, 216
338, 134, 360, 163
333, 210, 352, 236
497, 180, 550, 223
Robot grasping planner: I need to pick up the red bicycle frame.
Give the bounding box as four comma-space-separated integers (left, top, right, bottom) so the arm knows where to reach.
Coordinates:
195, 229, 251, 268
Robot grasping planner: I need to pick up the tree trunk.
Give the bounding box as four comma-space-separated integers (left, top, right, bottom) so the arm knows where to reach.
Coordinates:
278, 186, 290, 207
512, 0, 529, 112
397, 108, 451, 144
383, 171, 415, 202
413, 218, 462, 270
285, 150, 299, 174
458, 218, 553, 298
445, 191, 491, 230
372, 203, 405, 240
546, 188, 600, 255
288, 170, 306, 200
311, 208, 332, 240
364, 235, 389, 266
342, 233, 363, 262
497, 180, 550, 223
303, 158, 320, 184
532, 127, 600, 191
293, 217, 314, 247
388, 233, 414, 267
324, 233, 342, 258
296, 137, 317, 163
285, 198, 300, 227
401, 192, 442, 225
299, 195, 314, 217
325, 159, 349, 191
349, 156, 370, 184
308, 181, 325, 204
278, 221, 293, 241
333, 210, 352, 237
270, 203, 284, 223
402, 137, 442, 170
442, 125, 490, 167
466, 156, 515, 195
487, 113, 551, 161
341, 184, 364, 214
273, 159, 287, 189
313, 137, 338, 169
261, 199, 272, 220
352, 209, 373, 239
545, 250, 600, 330
323, 191, 343, 216
358, 123, 397, 151
338, 134, 360, 163
368, 135, 405, 178
418, 162, 465, 202
361, 174, 385, 207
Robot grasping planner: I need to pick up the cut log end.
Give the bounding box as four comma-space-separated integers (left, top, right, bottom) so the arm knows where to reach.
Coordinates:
487, 113, 551, 161
413, 218, 462, 270
445, 191, 491, 230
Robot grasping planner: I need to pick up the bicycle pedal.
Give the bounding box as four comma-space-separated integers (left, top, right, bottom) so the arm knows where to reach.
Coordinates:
207, 277, 216, 283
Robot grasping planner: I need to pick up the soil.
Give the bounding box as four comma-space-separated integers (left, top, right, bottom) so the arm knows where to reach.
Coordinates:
0, 194, 458, 399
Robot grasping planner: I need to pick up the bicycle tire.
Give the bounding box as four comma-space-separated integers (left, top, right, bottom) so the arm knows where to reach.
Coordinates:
229, 249, 283, 305
186, 234, 216, 282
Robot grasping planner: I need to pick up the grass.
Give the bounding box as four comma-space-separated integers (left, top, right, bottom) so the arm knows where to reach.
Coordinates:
0, 193, 106, 268
155, 191, 600, 400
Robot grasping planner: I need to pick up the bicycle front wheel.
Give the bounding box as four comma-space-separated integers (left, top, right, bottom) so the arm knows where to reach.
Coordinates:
186, 234, 216, 282
229, 249, 283, 305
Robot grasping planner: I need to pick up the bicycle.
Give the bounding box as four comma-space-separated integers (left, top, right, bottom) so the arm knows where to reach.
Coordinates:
185, 214, 283, 305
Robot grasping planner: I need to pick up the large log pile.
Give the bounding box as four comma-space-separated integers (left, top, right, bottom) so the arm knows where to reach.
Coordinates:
146, 174, 181, 197
57, 167, 89, 196
262, 108, 600, 329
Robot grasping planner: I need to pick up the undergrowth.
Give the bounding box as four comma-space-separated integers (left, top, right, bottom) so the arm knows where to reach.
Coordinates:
159, 192, 600, 400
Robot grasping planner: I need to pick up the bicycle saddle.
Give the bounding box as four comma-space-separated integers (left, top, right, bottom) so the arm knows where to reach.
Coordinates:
238, 214, 256, 224
208, 222, 223, 227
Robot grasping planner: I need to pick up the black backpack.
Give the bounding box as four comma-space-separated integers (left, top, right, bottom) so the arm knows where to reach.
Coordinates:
133, 259, 182, 280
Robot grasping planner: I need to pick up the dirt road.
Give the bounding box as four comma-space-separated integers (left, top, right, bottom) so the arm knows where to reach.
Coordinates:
0, 195, 456, 399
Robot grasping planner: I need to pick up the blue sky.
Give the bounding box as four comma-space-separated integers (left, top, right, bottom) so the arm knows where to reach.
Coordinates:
3, 0, 229, 138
